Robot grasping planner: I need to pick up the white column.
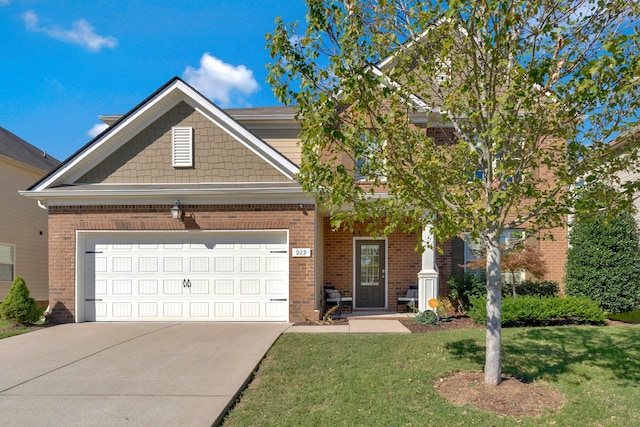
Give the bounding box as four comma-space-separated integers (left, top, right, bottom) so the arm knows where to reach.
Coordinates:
418, 224, 439, 312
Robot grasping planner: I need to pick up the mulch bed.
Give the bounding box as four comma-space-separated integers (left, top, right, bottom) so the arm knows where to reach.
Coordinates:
399, 314, 481, 333
435, 371, 565, 417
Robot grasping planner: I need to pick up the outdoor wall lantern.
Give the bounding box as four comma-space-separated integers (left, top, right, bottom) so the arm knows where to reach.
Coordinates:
171, 200, 183, 221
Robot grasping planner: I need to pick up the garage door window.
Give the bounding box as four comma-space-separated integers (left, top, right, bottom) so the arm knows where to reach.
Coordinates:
0, 244, 15, 282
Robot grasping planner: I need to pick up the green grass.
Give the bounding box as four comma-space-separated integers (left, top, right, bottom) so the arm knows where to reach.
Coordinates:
223, 326, 640, 427
0, 319, 37, 339
0, 307, 48, 339
607, 309, 640, 323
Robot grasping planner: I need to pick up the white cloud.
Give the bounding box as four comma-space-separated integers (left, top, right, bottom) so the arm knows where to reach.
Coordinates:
183, 53, 259, 107
22, 10, 117, 52
87, 123, 109, 138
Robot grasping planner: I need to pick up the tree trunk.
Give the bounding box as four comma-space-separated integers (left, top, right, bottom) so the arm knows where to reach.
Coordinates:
484, 231, 502, 385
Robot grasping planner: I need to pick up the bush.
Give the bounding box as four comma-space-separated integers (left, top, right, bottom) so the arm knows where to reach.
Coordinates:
509, 280, 558, 297
448, 274, 559, 311
0, 277, 40, 324
414, 309, 438, 325
607, 310, 640, 324
447, 273, 486, 311
468, 296, 605, 327
565, 211, 640, 313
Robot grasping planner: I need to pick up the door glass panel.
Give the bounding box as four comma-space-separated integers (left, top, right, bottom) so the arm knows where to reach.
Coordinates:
360, 244, 380, 286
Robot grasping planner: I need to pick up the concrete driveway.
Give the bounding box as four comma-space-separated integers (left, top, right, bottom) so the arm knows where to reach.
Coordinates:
0, 322, 288, 426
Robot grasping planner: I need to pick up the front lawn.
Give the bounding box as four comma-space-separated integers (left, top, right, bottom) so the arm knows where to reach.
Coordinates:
0, 319, 41, 339
223, 325, 640, 426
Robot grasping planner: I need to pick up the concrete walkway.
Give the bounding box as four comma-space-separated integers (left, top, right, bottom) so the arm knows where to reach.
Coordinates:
285, 317, 412, 333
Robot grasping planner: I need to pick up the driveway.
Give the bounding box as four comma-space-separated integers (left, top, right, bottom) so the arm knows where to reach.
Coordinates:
0, 322, 288, 426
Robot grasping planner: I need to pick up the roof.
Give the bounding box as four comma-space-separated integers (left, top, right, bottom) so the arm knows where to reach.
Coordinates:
26, 77, 300, 194
99, 106, 298, 125
0, 127, 60, 172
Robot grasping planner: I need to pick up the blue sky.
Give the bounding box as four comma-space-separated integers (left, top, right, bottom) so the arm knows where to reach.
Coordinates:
0, 0, 307, 161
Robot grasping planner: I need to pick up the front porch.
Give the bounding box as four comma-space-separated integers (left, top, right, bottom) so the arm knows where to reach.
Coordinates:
318, 217, 440, 318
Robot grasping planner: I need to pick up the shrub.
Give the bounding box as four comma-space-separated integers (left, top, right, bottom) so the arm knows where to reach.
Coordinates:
447, 273, 486, 311
468, 296, 605, 327
0, 277, 40, 324
509, 280, 558, 297
565, 211, 640, 313
414, 309, 438, 325
607, 310, 640, 324
448, 274, 559, 312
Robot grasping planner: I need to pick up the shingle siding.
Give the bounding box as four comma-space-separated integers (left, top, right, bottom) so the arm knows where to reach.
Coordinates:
77, 102, 291, 184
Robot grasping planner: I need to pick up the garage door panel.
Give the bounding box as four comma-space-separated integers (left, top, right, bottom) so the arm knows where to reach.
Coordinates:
83, 231, 289, 322
265, 302, 287, 318
112, 280, 133, 295
138, 280, 159, 294
240, 279, 260, 294
189, 279, 210, 294
138, 302, 158, 317
163, 302, 183, 317
214, 279, 234, 294
112, 302, 133, 318
240, 257, 260, 272
214, 257, 234, 272
163, 257, 183, 272
139, 258, 158, 272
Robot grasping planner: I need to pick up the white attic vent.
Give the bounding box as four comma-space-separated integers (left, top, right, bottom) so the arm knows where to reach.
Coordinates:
172, 126, 193, 167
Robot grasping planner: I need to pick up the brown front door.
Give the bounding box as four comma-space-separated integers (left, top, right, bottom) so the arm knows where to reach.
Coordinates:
355, 240, 385, 308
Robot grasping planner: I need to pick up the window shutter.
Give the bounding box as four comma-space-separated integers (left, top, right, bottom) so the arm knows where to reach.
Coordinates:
172, 127, 193, 167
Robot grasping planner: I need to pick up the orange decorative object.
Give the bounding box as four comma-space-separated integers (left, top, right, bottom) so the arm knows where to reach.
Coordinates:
428, 298, 439, 308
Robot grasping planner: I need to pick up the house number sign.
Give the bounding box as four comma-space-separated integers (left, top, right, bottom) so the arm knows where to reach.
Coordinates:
292, 248, 311, 257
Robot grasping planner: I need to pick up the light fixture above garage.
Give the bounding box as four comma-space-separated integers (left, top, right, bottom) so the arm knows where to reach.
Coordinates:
170, 200, 183, 221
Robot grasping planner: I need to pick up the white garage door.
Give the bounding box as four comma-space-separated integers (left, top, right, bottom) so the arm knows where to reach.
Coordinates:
81, 231, 289, 322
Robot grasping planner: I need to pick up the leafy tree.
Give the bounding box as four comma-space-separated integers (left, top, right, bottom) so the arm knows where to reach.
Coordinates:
0, 276, 40, 324
267, 0, 640, 385
566, 210, 640, 313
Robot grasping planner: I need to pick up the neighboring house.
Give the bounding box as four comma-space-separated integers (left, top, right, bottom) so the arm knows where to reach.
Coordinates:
22, 77, 566, 323
611, 130, 640, 228
0, 127, 60, 305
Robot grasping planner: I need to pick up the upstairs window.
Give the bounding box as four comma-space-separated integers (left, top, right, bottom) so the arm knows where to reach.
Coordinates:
355, 134, 386, 182
0, 243, 15, 282
172, 126, 193, 167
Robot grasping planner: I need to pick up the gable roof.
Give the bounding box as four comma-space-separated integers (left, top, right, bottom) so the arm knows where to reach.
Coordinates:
0, 127, 60, 172
27, 77, 300, 193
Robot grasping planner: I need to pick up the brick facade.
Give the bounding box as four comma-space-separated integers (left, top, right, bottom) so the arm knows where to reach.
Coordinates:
47, 203, 315, 323
534, 226, 568, 290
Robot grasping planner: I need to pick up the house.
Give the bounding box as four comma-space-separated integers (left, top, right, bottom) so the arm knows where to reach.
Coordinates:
0, 127, 60, 305
610, 130, 640, 228
22, 77, 566, 323
20, 77, 439, 323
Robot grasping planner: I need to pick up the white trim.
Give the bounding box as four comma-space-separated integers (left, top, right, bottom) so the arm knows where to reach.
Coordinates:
352, 237, 388, 309
21, 186, 313, 207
